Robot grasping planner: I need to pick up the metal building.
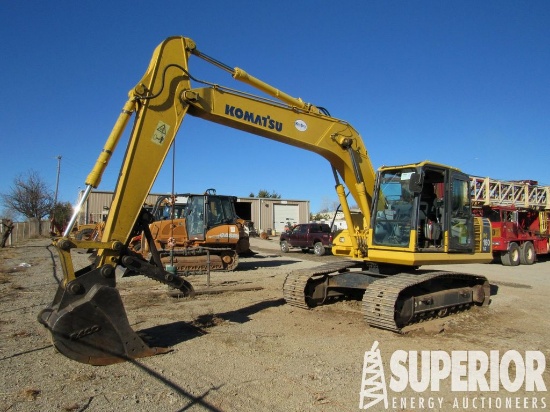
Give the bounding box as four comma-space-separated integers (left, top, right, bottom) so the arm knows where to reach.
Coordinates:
234, 197, 310, 234
76, 190, 162, 225
77, 191, 309, 235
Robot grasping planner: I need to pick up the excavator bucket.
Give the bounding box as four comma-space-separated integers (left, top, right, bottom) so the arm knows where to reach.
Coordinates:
38, 265, 171, 365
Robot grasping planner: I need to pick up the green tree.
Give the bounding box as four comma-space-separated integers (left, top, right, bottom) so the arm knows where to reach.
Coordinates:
50, 201, 74, 234
310, 212, 330, 221
253, 190, 281, 199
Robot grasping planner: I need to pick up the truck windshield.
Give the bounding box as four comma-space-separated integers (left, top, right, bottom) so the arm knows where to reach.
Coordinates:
372, 169, 415, 247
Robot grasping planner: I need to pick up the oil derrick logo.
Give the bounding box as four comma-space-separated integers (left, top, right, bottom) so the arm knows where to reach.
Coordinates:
359, 341, 388, 409
357, 342, 547, 411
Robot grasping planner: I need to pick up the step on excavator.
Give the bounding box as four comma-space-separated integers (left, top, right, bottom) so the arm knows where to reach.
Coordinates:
39, 36, 492, 365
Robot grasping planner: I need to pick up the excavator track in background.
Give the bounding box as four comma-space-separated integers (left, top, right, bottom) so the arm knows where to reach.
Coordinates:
283, 260, 360, 308
284, 264, 490, 332
159, 248, 239, 275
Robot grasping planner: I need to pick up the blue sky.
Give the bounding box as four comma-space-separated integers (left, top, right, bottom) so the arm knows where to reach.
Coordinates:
1, 1, 548, 215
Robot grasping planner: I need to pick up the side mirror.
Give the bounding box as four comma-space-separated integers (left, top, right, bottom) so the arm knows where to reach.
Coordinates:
408, 172, 423, 194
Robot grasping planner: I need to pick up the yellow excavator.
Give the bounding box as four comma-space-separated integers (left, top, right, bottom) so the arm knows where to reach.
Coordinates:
39, 36, 493, 365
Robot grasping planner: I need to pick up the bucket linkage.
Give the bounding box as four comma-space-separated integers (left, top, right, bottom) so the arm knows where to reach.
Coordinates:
39, 223, 194, 365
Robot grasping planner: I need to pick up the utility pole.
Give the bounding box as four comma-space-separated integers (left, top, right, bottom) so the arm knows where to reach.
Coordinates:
54, 155, 62, 204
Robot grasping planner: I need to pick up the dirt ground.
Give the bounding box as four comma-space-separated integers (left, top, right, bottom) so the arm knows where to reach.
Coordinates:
0, 237, 548, 412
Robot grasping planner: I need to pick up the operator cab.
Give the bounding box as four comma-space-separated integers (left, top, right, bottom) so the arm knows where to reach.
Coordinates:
371, 161, 474, 253
186, 192, 240, 238
150, 191, 240, 240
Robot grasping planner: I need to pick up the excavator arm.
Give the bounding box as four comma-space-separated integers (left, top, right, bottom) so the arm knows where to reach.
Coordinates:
90, 37, 194, 268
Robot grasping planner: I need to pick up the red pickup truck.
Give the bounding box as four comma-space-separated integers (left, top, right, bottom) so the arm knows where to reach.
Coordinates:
279, 223, 333, 256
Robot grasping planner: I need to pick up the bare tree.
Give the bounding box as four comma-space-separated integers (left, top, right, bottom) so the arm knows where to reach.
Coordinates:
1, 170, 54, 234
1, 219, 14, 247
319, 197, 341, 213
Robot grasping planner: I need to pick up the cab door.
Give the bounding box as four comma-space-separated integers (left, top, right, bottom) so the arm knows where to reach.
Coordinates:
292, 224, 309, 248
447, 172, 474, 252
186, 195, 206, 240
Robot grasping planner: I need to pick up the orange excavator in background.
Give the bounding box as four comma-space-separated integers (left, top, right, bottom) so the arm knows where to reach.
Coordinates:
39, 36, 493, 365
132, 189, 251, 273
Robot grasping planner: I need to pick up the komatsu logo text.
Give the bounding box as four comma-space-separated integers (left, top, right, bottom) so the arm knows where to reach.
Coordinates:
225, 105, 283, 132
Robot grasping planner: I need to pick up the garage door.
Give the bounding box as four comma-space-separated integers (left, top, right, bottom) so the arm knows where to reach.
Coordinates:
273, 204, 300, 232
